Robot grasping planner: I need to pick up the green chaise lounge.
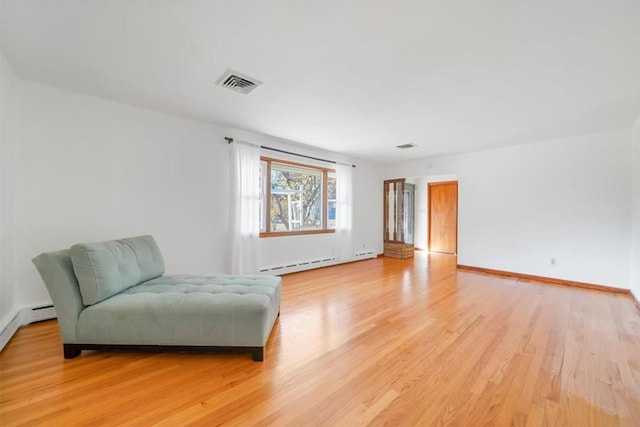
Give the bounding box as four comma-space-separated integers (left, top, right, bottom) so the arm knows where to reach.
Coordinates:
32, 235, 281, 361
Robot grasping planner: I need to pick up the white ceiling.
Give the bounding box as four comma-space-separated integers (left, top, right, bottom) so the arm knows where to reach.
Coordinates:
1, 1, 638, 163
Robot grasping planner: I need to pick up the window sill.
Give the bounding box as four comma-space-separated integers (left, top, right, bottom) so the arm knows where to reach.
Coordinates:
260, 229, 335, 238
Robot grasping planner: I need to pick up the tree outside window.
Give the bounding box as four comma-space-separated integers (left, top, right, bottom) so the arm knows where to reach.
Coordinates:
260, 158, 336, 236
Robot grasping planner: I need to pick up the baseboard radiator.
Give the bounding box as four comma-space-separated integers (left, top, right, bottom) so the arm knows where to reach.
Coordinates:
0, 304, 57, 352
259, 251, 377, 275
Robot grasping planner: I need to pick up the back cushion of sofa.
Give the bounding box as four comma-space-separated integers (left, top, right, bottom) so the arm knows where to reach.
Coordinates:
70, 235, 165, 305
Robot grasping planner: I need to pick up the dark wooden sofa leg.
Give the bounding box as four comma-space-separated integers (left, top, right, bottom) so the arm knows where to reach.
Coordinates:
251, 347, 264, 362
64, 344, 82, 359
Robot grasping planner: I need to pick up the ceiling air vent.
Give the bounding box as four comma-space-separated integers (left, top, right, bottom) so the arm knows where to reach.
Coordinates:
395, 143, 417, 149
216, 69, 262, 95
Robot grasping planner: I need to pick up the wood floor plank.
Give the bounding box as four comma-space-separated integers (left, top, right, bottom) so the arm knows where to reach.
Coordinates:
1, 252, 639, 426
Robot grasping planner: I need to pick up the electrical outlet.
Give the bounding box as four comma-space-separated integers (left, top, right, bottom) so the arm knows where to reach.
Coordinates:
550, 258, 557, 266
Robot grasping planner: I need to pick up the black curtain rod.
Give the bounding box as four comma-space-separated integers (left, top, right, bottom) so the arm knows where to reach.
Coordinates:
225, 137, 356, 168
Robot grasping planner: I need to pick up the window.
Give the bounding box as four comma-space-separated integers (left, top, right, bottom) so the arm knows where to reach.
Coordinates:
260, 157, 336, 237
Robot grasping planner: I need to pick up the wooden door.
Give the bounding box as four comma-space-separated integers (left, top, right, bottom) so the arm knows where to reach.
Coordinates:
428, 181, 458, 254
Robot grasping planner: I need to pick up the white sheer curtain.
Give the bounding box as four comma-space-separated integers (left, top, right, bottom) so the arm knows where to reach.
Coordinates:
229, 141, 261, 274
335, 163, 353, 261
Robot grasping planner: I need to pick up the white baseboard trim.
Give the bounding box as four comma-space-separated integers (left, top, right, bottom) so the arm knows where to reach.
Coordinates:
0, 304, 57, 352
0, 311, 22, 352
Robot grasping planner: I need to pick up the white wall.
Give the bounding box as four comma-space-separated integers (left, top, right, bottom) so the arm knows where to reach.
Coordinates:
384, 131, 632, 289
13, 81, 230, 307
351, 159, 383, 256
0, 52, 18, 329
413, 177, 428, 251
631, 116, 640, 300
6, 77, 382, 313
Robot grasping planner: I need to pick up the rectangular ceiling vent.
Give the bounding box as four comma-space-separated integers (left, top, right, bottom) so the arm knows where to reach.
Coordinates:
216, 69, 262, 95
395, 143, 417, 149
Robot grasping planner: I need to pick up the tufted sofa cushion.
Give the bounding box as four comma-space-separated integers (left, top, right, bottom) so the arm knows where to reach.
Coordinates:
70, 235, 165, 305
76, 274, 282, 347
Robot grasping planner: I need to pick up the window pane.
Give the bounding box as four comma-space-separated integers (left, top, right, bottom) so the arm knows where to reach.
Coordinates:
270, 163, 323, 231
327, 173, 336, 229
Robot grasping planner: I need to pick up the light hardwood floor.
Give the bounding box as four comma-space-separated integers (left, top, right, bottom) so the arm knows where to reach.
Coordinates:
1, 253, 639, 426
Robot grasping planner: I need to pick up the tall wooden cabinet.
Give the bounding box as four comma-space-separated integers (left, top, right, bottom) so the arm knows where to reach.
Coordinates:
383, 178, 415, 259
